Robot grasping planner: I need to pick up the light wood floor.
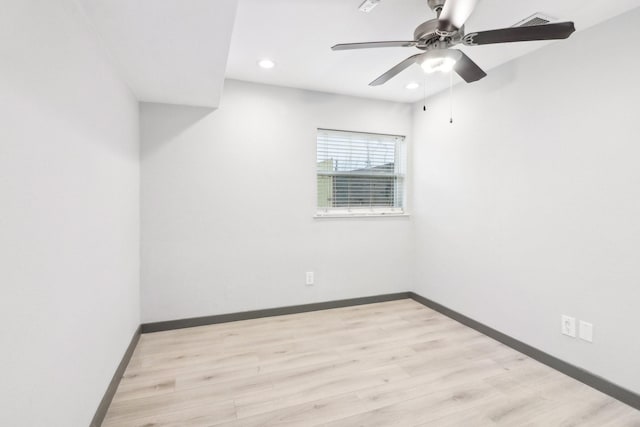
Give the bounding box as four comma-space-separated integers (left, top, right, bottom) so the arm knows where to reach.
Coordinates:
103, 299, 640, 426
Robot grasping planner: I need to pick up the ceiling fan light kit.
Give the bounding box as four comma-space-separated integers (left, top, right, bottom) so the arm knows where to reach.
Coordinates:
420, 56, 456, 74
332, 0, 576, 86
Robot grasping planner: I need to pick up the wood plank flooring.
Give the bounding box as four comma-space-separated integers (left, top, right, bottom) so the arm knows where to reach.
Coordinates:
103, 299, 640, 426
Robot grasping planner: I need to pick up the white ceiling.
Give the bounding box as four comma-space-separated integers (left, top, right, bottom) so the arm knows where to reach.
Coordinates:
77, 0, 238, 108
74, 0, 639, 107
226, 0, 640, 103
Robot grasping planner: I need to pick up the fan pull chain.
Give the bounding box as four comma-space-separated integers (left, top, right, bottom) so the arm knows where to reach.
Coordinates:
423, 75, 427, 112
449, 71, 454, 124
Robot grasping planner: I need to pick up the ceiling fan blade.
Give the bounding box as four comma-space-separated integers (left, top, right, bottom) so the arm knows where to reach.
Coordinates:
369, 54, 423, 86
451, 50, 487, 83
332, 41, 417, 51
464, 22, 576, 45
438, 0, 479, 34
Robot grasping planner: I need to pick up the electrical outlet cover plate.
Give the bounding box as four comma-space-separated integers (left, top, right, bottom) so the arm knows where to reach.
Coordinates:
579, 321, 593, 342
561, 315, 577, 337
305, 272, 314, 286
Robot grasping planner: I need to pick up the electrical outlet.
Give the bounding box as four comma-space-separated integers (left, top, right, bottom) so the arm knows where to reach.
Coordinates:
579, 321, 593, 342
305, 272, 314, 286
561, 315, 576, 337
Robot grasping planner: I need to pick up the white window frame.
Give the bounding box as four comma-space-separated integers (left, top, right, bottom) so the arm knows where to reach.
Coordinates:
315, 128, 407, 218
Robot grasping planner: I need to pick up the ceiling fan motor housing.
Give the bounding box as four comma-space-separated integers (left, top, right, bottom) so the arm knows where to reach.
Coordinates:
413, 19, 441, 47
414, 19, 461, 50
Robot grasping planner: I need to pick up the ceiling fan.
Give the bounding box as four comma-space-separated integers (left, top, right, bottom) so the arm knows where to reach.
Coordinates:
332, 0, 576, 86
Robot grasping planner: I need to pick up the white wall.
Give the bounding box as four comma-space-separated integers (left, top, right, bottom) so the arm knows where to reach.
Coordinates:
412, 8, 640, 393
0, 1, 140, 426
140, 80, 414, 323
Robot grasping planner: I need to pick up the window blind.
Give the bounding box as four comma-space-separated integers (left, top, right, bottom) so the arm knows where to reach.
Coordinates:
316, 129, 405, 215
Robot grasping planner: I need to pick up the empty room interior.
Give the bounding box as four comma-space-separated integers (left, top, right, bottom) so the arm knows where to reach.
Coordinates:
3, 0, 640, 426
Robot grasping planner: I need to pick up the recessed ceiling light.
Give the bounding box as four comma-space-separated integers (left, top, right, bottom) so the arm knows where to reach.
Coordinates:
406, 82, 420, 90
258, 59, 275, 69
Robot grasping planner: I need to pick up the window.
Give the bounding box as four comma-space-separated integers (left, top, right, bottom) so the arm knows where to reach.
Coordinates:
316, 129, 406, 217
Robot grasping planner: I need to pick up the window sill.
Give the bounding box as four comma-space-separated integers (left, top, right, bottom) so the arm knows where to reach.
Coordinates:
314, 212, 410, 219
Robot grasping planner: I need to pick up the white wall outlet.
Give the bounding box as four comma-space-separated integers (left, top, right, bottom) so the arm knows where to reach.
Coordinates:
561, 315, 577, 337
305, 271, 314, 286
579, 321, 593, 342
